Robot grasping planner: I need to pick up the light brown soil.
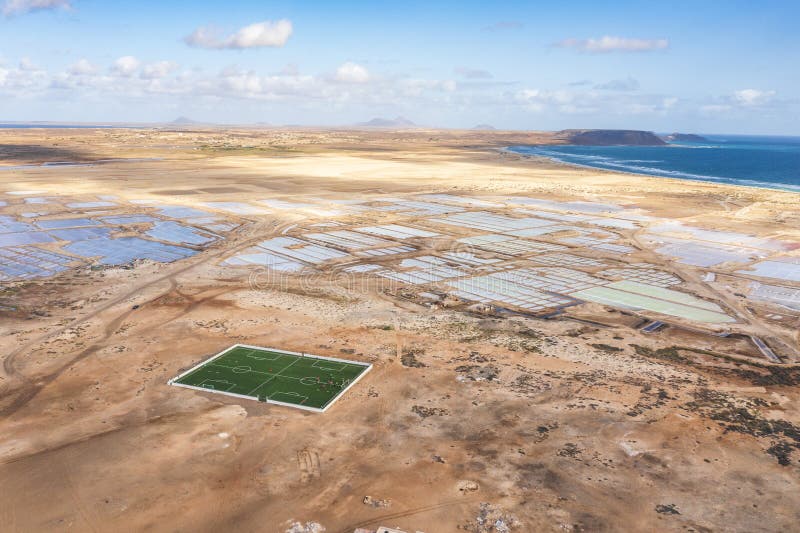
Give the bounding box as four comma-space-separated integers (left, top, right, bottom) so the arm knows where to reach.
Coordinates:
1, 127, 799, 533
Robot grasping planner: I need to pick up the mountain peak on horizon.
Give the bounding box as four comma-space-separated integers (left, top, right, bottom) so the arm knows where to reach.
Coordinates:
356, 116, 417, 128
171, 116, 198, 125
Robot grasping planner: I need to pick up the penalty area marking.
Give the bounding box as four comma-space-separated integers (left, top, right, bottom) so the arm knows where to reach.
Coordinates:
199, 379, 237, 392
270, 391, 309, 405
245, 349, 282, 361
312, 360, 348, 372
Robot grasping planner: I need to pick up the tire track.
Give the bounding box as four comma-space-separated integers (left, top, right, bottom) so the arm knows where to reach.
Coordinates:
334, 496, 479, 533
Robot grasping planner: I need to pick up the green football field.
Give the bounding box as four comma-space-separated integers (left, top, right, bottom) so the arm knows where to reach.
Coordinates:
170, 345, 371, 411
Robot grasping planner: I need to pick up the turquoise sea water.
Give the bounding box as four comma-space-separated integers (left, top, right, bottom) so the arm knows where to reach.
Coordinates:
508, 135, 800, 192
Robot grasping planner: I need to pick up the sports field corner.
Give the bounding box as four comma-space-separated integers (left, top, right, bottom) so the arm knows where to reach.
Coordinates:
168, 344, 372, 413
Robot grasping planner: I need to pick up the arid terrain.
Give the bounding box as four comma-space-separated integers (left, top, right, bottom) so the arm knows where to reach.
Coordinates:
1, 127, 799, 533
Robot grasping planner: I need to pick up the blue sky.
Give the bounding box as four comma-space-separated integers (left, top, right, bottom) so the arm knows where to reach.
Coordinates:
0, 0, 798, 133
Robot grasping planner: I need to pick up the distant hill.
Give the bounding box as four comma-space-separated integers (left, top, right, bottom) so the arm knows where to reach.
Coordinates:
473, 124, 496, 130
556, 129, 667, 146
662, 132, 709, 143
356, 116, 417, 128
171, 116, 199, 125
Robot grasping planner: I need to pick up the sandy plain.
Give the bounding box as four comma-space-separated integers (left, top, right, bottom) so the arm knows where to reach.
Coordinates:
1, 127, 799, 532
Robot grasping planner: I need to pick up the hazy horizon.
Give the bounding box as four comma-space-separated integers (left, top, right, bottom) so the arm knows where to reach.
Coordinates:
1, 0, 798, 135
2, 120, 800, 139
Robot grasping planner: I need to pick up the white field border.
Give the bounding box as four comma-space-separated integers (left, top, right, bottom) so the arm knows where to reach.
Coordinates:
168, 344, 372, 413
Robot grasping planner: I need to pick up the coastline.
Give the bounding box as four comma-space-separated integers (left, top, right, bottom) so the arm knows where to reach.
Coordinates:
503, 145, 800, 195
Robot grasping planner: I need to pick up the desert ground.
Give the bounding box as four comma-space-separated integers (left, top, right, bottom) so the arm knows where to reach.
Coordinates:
1, 127, 799, 532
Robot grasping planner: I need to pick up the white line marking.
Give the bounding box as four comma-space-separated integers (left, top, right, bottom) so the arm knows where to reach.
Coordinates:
247, 354, 301, 396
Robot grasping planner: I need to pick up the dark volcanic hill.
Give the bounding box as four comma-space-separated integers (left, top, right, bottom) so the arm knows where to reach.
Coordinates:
662, 132, 710, 142
556, 129, 667, 146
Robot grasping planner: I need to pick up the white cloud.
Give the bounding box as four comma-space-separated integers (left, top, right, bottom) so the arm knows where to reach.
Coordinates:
701, 104, 732, 114
185, 19, 293, 50
2, 54, 735, 126
514, 87, 681, 116
700, 89, 777, 114
183, 27, 218, 49
219, 69, 264, 94
398, 78, 456, 96
18, 57, 39, 71
112, 56, 140, 77
13, 56, 407, 104
280, 63, 299, 76
515, 89, 574, 112
68, 58, 97, 76
733, 88, 775, 106
455, 67, 493, 80
594, 76, 640, 91
141, 61, 178, 80
556, 36, 669, 53
2, 0, 69, 16
0, 60, 48, 91
334, 62, 370, 84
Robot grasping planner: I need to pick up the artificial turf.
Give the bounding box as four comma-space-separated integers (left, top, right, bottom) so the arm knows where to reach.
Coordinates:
170, 345, 370, 411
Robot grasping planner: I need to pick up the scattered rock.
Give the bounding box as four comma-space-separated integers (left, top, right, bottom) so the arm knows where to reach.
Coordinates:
655, 504, 680, 515
457, 480, 480, 493
455, 364, 499, 382
468, 350, 489, 363
412, 405, 449, 418
590, 343, 623, 353
362, 495, 391, 508
284, 520, 325, 533
462, 502, 519, 532
557, 443, 582, 458
401, 347, 427, 368
510, 373, 551, 397
685, 388, 800, 465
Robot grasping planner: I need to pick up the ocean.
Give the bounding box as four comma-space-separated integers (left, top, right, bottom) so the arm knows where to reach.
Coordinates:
508, 135, 800, 193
